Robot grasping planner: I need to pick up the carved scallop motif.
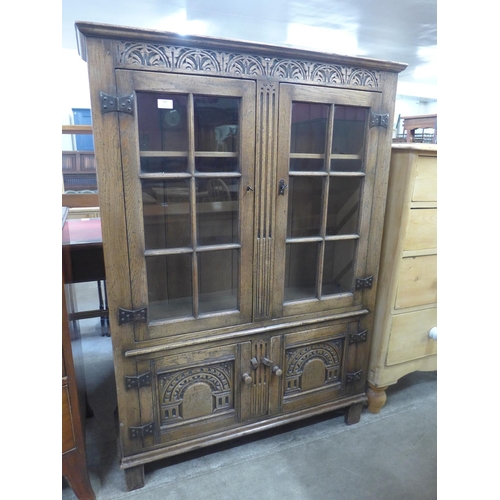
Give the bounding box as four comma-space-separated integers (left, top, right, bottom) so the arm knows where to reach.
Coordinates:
270, 59, 308, 80
310, 64, 345, 84
225, 53, 266, 76
175, 47, 221, 73
347, 68, 378, 87
119, 42, 171, 67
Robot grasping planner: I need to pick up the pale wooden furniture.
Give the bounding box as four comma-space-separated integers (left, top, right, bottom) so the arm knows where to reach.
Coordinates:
62, 208, 96, 500
367, 144, 437, 412
76, 21, 406, 491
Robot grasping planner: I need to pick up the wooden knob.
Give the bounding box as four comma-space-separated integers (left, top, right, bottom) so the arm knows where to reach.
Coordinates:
272, 366, 283, 377
242, 373, 252, 384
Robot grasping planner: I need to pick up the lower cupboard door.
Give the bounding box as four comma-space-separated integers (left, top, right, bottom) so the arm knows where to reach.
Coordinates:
135, 342, 252, 448
282, 323, 354, 413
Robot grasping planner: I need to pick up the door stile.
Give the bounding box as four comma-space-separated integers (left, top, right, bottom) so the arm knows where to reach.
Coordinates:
253, 80, 280, 321
86, 39, 144, 462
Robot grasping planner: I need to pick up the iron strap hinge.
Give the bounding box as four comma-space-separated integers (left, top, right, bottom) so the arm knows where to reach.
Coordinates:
346, 370, 363, 383
349, 330, 368, 344
129, 422, 155, 440
369, 112, 389, 129
118, 307, 147, 325
355, 276, 373, 290
125, 372, 152, 390
100, 91, 134, 115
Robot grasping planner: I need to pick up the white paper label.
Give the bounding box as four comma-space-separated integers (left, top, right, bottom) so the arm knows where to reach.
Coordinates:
157, 99, 174, 109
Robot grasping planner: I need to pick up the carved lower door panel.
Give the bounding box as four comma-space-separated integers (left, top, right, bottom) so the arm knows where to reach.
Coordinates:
282, 321, 363, 413
133, 342, 252, 449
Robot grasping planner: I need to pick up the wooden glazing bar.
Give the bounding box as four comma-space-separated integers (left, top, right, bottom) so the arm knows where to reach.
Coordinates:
144, 247, 194, 257
139, 173, 191, 180
329, 172, 366, 177
194, 152, 239, 158
140, 151, 189, 157
288, 171, 328, 177
289, 153, 325, 159
194, 172, 242, 178
195, 244, 241, 253
285, 237, 323, 244
316, 103, 336, 299
324, 234, 360, 242
187, 93, 199, 319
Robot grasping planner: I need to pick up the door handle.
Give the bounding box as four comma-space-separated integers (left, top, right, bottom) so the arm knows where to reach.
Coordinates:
261, 357, 283, 376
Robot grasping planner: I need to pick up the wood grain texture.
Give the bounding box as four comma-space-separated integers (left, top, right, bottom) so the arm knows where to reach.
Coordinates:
367, 145, 437, 406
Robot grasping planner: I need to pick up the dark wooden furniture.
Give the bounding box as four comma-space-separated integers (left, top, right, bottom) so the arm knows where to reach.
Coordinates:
62, 125, 98, 192
76, 21, 406, 491
64, 217, 109, 335
62, 208, 96, 500
401, 114, 437, 143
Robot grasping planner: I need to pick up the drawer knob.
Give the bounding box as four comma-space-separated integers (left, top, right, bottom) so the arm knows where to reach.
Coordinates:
429, 327, 437, 340
242, 373, 253, 384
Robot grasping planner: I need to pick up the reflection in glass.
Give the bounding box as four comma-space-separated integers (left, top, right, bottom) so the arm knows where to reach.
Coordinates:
197, 178, 239, 246
140, 157, 188, 174
137, 93, 189, 151
287, 177, 323, 238
142, 179, 191, 250
198, 250, 239, 314
289, 158, 325, 172
194, 97, 240, 152
322, 240, 357, 295
332, 106, 367, 154
290, 103, 329, 154
326, 177, 362, 236
284, 243, 319, 302
195, 157, 239, 173
146, 253, 193, 321
330, 159, 363, 173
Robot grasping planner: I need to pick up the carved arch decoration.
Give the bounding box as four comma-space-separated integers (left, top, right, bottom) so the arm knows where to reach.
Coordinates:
285, 340, 344, 395
117, 42, 380, 88
158, 362, 233, 425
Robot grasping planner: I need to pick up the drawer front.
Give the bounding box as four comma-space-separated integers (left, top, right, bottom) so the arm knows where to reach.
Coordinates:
387, 308, 437, 366
62, 385, 76, 454
412, 155, 437, 202
403, 208, 437, 252
395, 255, 437, 309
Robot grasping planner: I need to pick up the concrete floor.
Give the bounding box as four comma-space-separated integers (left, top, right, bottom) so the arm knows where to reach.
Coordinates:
62, 282, 437, 500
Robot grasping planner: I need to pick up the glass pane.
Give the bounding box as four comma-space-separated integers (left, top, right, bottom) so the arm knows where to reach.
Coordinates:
142, 179, 191, 250
140, 157, 188, 174
322, 240, 357, 295
287, 177, 323, 238
194, 97, 239, 152
196, 178, 239, 246
290, 103, 329, 154
330, 158, 363, 173
198, 250, 239, 313
284, 243, 319, 302
289, 158, 325, 172
326, 177, 362, 236
146, 254, 193, 321
196, 157, 239, 173
137, 93, 189, 151
331, 106, 367, 155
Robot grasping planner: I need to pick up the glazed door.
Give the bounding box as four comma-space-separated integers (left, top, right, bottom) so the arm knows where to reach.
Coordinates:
273, 84, 383, 318
116, 71, 256, 341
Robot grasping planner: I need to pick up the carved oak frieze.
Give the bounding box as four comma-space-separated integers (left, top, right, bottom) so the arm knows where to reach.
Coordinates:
117, 42, 380, 88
